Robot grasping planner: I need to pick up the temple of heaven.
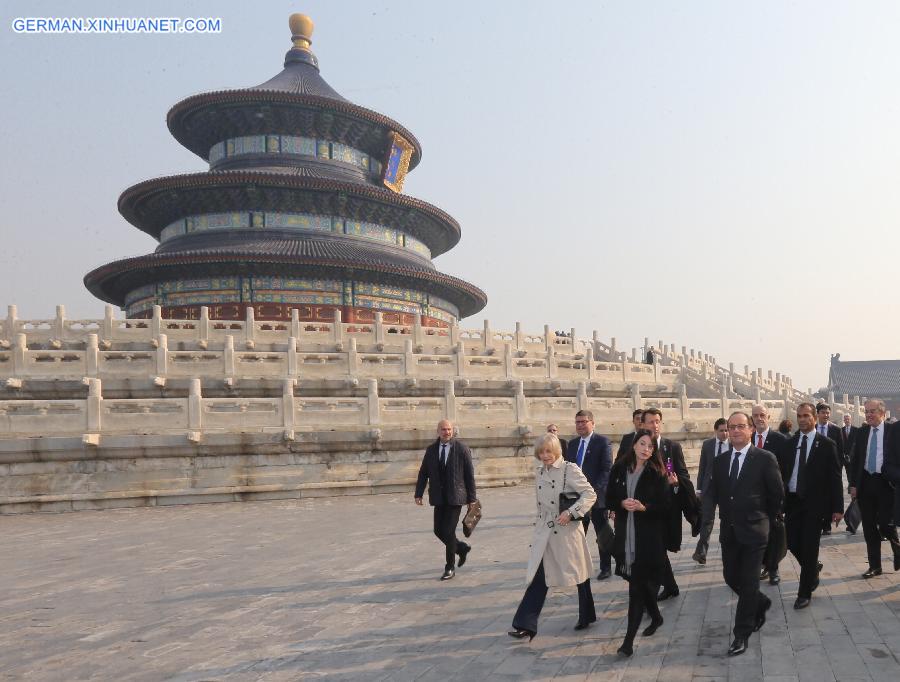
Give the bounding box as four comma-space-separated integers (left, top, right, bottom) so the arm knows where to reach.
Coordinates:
84, 13, 486, 327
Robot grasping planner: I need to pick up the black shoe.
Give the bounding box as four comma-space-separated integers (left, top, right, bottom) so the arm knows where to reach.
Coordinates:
794, 597, 810, 609
754, 599, 771, 632
508, 629, 535, 642
642, 617, 663, 637
692, 551, 706, 565
769, 571, 780, 586
817, 561, 823, 572
862, 568, 883, 579
846, 527, 857, 535
574, 619, 594, 631
822, 528, 831, 536
759, 568, 770, 581
597, 568, 612, 580
657, 587, 679, 601
727, 637, 748, 656
617, 642, 633, 657
457, 544, 470, 568
441, 567, 455, 581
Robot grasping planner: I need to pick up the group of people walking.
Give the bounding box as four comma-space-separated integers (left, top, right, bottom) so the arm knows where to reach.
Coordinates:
413, 399, 900, 658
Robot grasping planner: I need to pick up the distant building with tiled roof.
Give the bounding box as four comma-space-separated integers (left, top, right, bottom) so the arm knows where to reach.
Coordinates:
828, 354, 900, 416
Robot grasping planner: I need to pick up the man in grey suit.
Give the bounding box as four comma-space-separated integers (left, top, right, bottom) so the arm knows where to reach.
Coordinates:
415, 419, 477, 581
701, 411, 785, 657
693, 417, 729, 564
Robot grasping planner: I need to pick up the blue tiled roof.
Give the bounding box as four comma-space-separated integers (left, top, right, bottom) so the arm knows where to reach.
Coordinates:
829, 358, 900, 396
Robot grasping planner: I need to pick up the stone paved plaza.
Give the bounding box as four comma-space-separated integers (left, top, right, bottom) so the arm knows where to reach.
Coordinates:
3, 485, 900, 681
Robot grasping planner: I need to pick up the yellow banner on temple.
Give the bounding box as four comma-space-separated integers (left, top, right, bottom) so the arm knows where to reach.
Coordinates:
382, 131, 414, 193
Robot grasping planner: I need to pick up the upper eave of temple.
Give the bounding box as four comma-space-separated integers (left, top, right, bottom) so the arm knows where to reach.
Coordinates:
166, 15, 421, 169
116, 171, 460, 256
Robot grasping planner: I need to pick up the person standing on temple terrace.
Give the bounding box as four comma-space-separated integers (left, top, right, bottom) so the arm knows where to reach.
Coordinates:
546, 423, 567, 457
701, 411, 784, 657
840, 413, 857, 477
414, 419, 477, 581
815, 403, 844, 535
751, 404, 788, 585
640, 408, 697, 601
508, 433, 597, 641
778, 419, 794, 436
693, 418, 729, 565
778, 403, 843, 609
565, 410, 614, 579
606, 428, 671, 657
849, 399, 900, 578
616, 409, 645, 461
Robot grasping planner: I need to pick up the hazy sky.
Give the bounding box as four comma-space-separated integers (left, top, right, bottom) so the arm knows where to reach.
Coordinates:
2, 1, 898, 392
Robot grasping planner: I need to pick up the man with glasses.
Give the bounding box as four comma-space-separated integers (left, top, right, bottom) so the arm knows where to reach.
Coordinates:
565, 410, 613, 579
751, 404, 788, 584
701, 412, 784, 657
849, 400, 900, 578
815, 404, 844, 535
693, 417, 729, 564
546, 424, 567, 459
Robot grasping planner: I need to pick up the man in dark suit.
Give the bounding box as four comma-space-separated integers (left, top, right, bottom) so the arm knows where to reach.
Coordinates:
565, 409, 613, 579
546, 423, 567, 457
615, 409, 644, 461
815, 404, 844, 535
751, 404, 788, 584
415, 419, 477, 581
701, 411, 785, 657
641, 407, 697, 600
849, 399, 900, 578
693, 417, 729, 564
881, 419, 900, 528
779, 403, 844, 609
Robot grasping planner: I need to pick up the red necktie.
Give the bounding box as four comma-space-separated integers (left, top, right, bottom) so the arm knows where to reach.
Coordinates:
757, 434, 763, 449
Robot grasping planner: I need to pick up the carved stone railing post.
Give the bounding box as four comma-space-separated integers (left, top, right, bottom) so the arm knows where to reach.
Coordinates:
86, 334, 99, 377
592, 330, 603, 360
199, 306, 210, 343
13, 333, 26, 376
102, 305, 115, 340
680, 383, 688, 420
367, 378, 379, 425
282, 378, 295, 440
653, 355, 660, 382
54, 305, 66, 342
403, 339, 414, 377
156, 334, 168, 378
827, 390, 835, 405
347, 337, 359, 376
4, 304, 17, 341
332, 309, 343, 345
504, 343, 514, 379
482, 319, 491, 351
188, 378, 202, 440
585, 346, 595, 382
631, 382, 642, 412
721, 380, 729, 418
577, 381, 588, 412
413, 315, 423, 346
842, 393, 849, 407
287, 336, 298, 376
609, 337, 617, 358
514, 322, 524, 350
291, 308, 301, 339
515, 380, 527, 423
449, 319, 459, 346
853, 395, 861, 426
151, 305, 162, 338
244, 307, 255, 345
224, 335, 235, 376
445, 379, 457, 422
546, 345, 555, 380
544, 324, 552, 351
455, 341, 465, 376
85, 377, 102, 443
373, 312, 385, 344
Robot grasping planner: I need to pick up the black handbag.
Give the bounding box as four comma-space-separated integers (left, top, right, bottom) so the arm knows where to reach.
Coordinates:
559, 463, 581, 514
844, 498, 861, 533
597, 521, 615, 553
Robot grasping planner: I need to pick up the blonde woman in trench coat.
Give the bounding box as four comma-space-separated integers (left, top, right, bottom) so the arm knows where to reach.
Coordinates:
509, 433, 598, 641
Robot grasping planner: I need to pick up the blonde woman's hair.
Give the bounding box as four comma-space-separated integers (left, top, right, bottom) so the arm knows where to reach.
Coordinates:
533, 432, 563, 461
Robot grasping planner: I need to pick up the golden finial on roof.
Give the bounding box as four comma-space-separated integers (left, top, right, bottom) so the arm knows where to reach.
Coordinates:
289, 13, 314, 51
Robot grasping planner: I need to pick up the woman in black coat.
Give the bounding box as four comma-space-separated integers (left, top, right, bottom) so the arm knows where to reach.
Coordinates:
605, 428, 671, 657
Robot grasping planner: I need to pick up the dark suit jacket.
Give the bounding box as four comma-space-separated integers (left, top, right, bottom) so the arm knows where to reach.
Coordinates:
702, 445, 785, 546
880, 422, 900, 523
558, 437, 568, 457
606, 460, 671, 574
777, 431, 844, 517
414, 438, 476, 506
839, 425, 858, 461
849, 422, 897, 489
565, 432, 612, 511
753, 429, 787, 457
696, 437, 728, 493
616, 432, 636, 461
659, 437, 698, 550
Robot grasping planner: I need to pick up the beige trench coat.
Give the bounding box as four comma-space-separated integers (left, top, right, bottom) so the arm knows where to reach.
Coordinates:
525, 457, 597, 587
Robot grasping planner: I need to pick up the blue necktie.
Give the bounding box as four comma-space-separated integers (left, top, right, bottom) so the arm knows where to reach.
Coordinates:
576, 439, 586, 468
867, 428, 878, 473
